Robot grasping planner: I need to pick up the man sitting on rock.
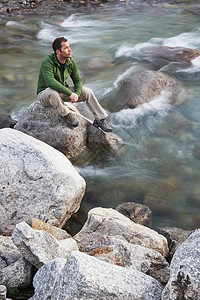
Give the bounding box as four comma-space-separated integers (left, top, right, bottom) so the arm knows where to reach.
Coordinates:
37, 37, 112, 132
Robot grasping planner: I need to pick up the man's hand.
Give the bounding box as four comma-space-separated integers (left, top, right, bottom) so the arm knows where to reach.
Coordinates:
69, 93, 79, 103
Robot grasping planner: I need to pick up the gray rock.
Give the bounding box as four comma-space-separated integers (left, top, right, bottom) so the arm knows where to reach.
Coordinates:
0, 257, 33, 288
0, 236, 32, 289
0, 236, 21, 266
85, 235, 170, 284
30, 258, 66, 300
162, 229, 200, 300
158, 227, 190, 261
107, 70, 185, 112
31, 251, 163, 300
0, 128, 86, 235
14, 101, 124, 163
74, 207, 169, 257
12, 221, 78, 269
115, 202, 152, 227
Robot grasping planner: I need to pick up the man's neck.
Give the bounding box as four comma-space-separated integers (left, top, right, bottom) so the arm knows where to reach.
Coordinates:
56, 55, 67, 64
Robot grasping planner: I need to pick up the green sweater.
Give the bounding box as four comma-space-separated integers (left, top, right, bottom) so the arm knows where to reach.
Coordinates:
37, 53, 82, 96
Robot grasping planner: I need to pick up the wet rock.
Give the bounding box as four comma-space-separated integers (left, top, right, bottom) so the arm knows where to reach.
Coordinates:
158, 227, 190, 262
12, 221, 78, 269
31, 251, 163, 300
0, 128, 86, 235
74, 207, 169, 257
144, 177, 182, 214
139, 45, 200, 69
115, 202, 152, 227
0, 114, 17, 129
85, 235, 170, 284
14, 101, 124, 163
107, 70, 185, 112
162, 229, 200, 300
26, 218, 72, 240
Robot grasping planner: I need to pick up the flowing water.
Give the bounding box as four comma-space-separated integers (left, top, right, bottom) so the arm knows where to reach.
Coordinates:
1, 3, 200, 232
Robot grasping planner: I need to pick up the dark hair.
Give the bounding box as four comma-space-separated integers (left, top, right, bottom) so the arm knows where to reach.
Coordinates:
52, 37, 68, 53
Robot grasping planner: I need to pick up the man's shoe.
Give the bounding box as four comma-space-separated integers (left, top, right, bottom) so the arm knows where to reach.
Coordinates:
93, 119, 112, 133
62, 113, 79, 127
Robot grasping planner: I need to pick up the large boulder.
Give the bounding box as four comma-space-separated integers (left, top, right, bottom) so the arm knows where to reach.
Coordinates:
31, 251, 163, 300
0, 128, 86, 235
14, 101, 124, 163
162, 229, 200, 299
106, 70, 185, 112
74, 207, 169, 257
12, 221, 78, 269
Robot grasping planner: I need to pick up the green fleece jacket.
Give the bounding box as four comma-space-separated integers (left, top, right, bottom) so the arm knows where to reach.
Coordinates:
37, 53, 82, 96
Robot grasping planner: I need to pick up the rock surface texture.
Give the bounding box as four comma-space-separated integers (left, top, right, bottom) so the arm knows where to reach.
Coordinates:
14, 101, 124, 163
31, 251, 163, 300
74, 207, 169, 257
0, 128, 86, 235
162, 229, 200, 300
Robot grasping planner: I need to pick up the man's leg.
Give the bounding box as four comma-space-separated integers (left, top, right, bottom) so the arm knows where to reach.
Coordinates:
38, 88, 78, 127
68, 86, 112, 132
78, 87, 108, 120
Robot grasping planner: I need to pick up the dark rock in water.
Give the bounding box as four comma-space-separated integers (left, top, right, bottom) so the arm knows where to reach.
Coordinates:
162, 229, 200, 300
105, 70, 185, 112
115, 202, 152, 227
158, 227, 190, 262
139, 46, 200, 69
14, 101, 124, 163
193, 143, 200, 159
0, 114, 17, 129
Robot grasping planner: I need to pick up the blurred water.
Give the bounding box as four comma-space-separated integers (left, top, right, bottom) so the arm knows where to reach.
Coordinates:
1, 4, 200, 231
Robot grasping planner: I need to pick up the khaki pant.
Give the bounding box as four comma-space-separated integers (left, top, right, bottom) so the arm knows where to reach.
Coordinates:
38, 86, 107, 120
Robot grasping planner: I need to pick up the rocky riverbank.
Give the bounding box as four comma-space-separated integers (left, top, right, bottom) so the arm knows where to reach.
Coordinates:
0, 0, 199, 16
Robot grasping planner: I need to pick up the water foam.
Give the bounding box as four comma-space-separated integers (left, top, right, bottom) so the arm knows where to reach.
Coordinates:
177, 56, 200, 74
115, 42, 154, 58
102, 64, 138, 96
109, 90, 172, 130
60, 14, 104, 28
162, 30, 200, 49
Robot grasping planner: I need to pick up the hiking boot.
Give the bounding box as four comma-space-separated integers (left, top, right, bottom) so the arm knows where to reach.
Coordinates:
62, 113, 79, 127
93, 119, 112, 133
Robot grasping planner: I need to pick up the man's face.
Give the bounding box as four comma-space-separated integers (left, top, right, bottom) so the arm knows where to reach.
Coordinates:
57, 41, 71, 59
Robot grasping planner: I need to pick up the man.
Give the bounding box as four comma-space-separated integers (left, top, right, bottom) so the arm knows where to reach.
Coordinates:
37, 37, 112, 132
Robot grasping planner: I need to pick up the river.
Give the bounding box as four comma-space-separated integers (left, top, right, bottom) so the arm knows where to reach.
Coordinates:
1, 2, 200, 233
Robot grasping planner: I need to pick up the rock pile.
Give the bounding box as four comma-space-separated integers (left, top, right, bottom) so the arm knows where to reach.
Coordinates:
1, 202, 199, 299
